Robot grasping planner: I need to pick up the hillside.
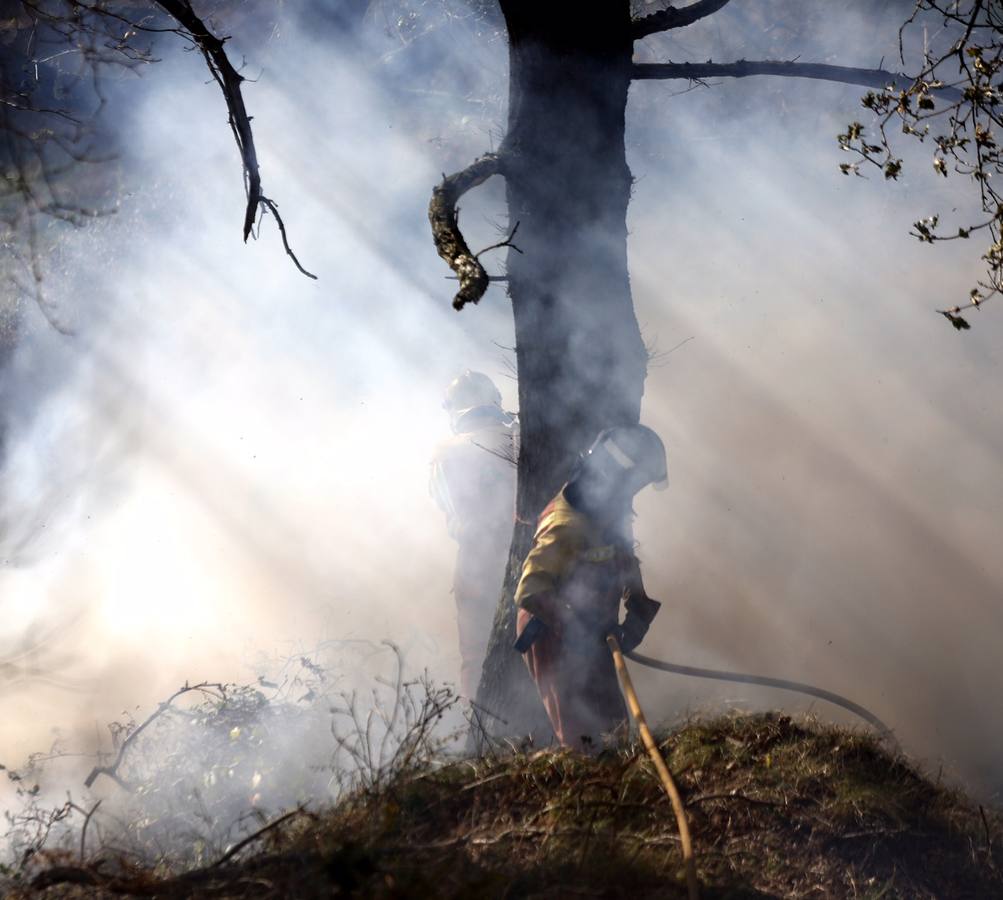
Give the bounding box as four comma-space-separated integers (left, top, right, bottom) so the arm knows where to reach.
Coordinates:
8, 712, 1001, 899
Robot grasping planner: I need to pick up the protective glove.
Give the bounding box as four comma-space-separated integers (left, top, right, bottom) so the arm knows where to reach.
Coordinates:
611, 593, 661, 653
514, 616, 547, 653
514, 591, 566, 653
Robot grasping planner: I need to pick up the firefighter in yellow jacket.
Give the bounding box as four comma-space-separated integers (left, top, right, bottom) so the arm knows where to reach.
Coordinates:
514, 425, 666, 749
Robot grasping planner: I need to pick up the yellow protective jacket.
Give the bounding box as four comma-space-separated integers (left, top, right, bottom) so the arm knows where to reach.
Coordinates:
515, 488, 640, 627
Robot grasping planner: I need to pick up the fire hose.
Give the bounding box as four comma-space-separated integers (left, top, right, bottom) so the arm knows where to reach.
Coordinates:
607, 639, 899, 900
608, 634, 699, 900
518, 616, 896, 747
623, 648, 897, 750
521, 616, 896, 900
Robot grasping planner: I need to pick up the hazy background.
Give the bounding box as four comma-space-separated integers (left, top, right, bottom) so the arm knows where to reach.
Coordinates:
1, 0, 1000, 812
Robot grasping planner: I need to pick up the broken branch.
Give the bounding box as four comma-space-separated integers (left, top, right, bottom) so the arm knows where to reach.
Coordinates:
428, 153, 505, 310
153, 0, 315, 277
632, 0, 734, 40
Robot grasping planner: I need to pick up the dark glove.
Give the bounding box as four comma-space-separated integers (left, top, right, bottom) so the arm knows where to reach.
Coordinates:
514, 616, 547, 653
514, 591, 566, 653
611, 593, 661, 653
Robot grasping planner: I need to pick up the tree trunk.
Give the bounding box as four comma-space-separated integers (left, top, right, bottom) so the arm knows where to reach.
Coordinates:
473, 2, 648, 742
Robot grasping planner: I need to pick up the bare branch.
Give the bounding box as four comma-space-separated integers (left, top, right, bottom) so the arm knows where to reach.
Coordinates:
428, 153, 505, 310
633, 59, 963, 100
475, 219, 521, 259
152, 0, 314, 277
0, 6, 133, 335
212, 807, 310, 868
632, 0, 734, 40
260, 198, 317, 280
152, 1, 258, 238
67, 798, 103, 862
83, 681, 227, 789
22, 217, 76, 336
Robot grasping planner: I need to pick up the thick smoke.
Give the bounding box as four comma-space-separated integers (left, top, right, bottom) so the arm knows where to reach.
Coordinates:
0, 7, 511, 764
0, 0, 1000, 852
626, 3, 1003, 800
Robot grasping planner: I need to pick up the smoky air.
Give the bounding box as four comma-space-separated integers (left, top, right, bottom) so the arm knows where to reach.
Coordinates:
0, 0, 1000, 874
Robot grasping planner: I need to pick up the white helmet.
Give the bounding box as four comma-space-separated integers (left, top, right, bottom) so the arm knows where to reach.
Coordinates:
443, 370, 502, 413
583, 425, 668, 493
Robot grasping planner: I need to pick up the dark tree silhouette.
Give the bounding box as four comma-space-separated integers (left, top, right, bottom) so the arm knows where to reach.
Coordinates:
427, 0, 972, 739
1, 0, 989, 738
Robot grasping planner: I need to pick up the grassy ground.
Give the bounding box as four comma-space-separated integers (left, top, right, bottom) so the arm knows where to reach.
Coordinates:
11, 712, 1002, 899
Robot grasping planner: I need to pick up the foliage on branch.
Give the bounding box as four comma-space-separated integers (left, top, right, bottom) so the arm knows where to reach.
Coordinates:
838, 0, 1003, 327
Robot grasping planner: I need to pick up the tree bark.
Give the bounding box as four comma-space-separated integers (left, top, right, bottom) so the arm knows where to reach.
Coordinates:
633, 60, 962, 101
473, 2, 648, 742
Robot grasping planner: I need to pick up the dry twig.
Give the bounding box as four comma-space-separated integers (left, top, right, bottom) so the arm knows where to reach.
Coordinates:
84, 681, 227, 789
212, 806, 310, 868
153, 0, 316, 278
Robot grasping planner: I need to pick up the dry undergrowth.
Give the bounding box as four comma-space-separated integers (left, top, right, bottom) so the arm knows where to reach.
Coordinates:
8, 712, 1001, 899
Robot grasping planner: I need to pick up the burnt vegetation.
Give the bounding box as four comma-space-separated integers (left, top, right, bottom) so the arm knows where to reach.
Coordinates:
2, 680, 1001, 899
3, 3, 1001, 895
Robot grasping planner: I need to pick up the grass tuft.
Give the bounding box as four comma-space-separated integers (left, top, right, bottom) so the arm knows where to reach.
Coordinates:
9, 710, 1001, 898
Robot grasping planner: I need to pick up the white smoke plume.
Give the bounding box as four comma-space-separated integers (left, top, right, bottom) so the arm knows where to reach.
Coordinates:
0, 1, 1000, 852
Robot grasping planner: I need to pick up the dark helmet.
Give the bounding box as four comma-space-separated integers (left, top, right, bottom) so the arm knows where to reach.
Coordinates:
582, 425, 668, 494
443, 370, 502, 414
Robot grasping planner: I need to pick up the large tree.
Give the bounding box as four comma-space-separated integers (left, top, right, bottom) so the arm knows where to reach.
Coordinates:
426, 0, 979, 738
1, 0, 990, 735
